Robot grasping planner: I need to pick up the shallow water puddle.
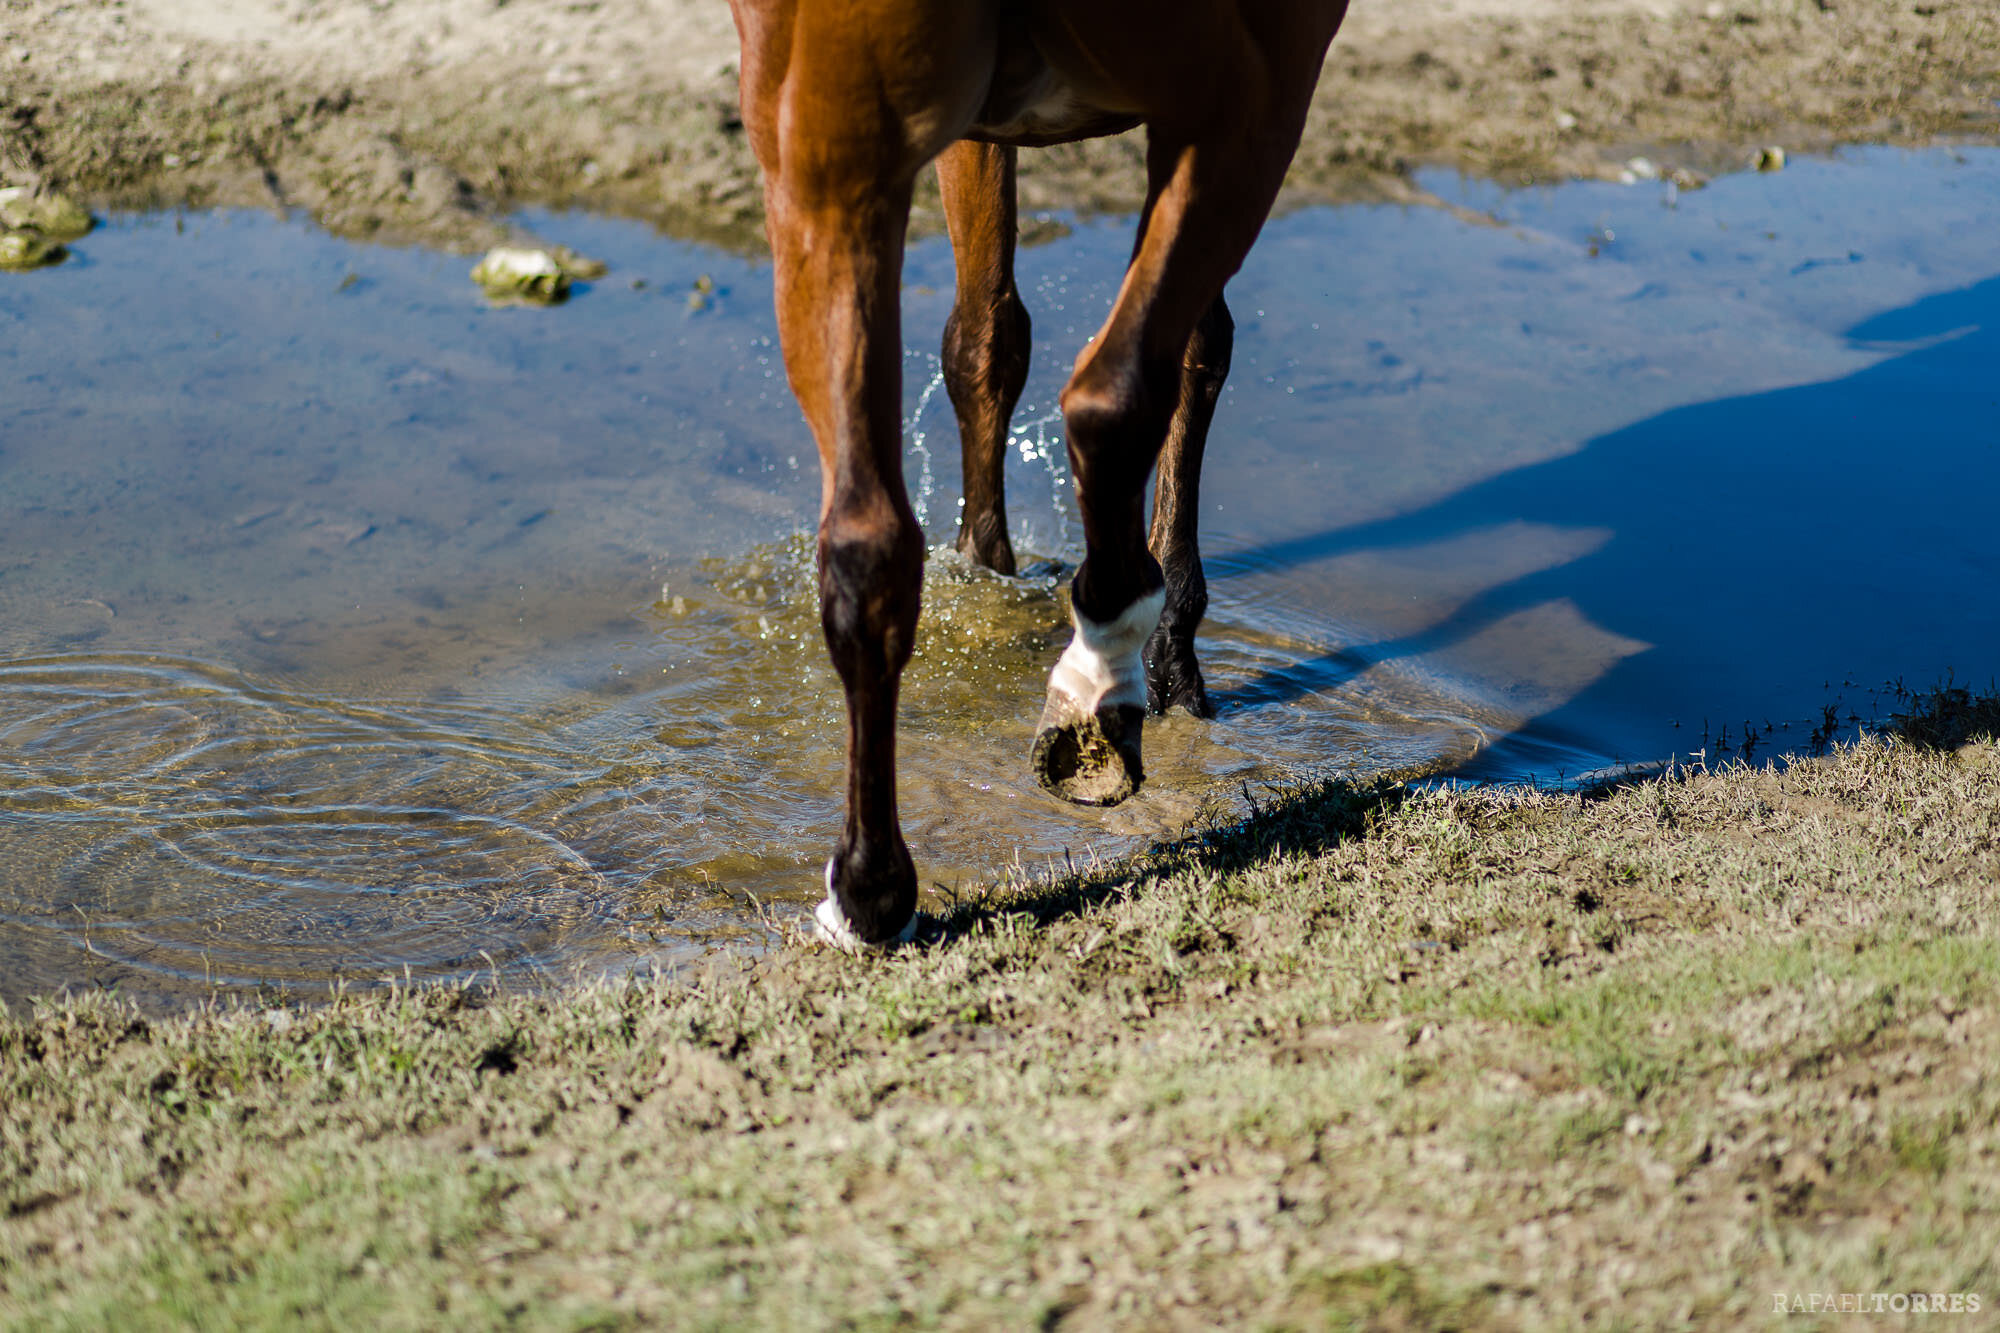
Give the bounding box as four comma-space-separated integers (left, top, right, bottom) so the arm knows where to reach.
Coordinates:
2, 147, 1996, 1007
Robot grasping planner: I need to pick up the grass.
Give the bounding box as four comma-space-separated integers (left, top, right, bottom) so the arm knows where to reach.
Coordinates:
7, 694, 2000, 1329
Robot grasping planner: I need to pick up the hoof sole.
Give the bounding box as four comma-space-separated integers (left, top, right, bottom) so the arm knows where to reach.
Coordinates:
1032, 703, 1145, 807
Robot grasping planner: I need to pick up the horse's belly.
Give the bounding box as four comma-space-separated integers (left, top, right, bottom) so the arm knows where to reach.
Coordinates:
964, 38, 1140, 146
968, 81, 1104, 139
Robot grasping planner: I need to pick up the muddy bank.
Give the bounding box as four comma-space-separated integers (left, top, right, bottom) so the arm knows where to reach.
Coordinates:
2, 0, 1997, 252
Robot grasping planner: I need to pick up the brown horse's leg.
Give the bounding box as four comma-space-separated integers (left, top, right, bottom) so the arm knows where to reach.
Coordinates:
938, 141, 1029, 575
771, 174, 925, 945
1032, 122, 1305, 805
1143, 293, 1231, 718
732, 4, 991, 945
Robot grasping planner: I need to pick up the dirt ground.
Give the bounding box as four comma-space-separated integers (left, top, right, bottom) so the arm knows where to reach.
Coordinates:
3, 0, 1997, 253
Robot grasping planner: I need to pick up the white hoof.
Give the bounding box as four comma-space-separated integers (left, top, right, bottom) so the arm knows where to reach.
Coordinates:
812, 860, 919, 953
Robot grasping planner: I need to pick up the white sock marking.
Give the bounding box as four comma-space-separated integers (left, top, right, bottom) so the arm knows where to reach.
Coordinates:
1048, 588, 1166, 715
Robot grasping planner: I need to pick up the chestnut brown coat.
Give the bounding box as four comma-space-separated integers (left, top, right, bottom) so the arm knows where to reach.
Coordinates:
727, 0, 1352, 944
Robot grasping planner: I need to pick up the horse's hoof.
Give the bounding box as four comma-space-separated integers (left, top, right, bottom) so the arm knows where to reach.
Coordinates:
1032, 699, 1146, 806
813, 858, 919, 952
1033, 586, 1163, 806
1144, 627, 1213, 718
1145, 661, 1213, 718
814, 896, 919, 952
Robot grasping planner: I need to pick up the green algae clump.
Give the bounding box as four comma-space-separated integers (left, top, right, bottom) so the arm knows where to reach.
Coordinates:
0, 230, 65, 271
0, 185, 94, 242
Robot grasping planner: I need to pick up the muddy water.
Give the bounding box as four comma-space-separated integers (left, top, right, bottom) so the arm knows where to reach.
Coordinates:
3, 147, 1996, 1008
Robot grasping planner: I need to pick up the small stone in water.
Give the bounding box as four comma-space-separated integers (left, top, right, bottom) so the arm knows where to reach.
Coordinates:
471, 247, 570, 304
551, 246, 608, 280
0, 230, 64, 270
1755, 146, 1787, 172
0, 184, 93, 240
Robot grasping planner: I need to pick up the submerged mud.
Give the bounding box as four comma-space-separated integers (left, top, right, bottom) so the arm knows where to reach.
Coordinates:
1, 0, 1996, 252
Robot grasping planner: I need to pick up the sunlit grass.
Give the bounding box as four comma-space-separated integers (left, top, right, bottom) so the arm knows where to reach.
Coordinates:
7, 696, 2000, 1327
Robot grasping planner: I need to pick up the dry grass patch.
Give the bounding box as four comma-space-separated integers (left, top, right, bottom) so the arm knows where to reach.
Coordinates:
6, 700, 2000, 1327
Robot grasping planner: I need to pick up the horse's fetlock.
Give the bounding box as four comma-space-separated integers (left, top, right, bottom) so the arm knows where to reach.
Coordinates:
956, 510, 1016, 574
1164, 573, 1208, 629
1160, 598, 1207, 638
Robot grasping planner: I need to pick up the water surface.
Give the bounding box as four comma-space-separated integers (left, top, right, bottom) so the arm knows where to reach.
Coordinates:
3, 146, 1996, 1008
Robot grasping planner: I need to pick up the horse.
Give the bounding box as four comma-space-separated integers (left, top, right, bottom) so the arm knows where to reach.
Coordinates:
725, 0, 1352, 948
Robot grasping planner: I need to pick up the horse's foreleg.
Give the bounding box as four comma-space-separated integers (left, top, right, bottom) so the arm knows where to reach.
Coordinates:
938, 141, 1029, 575
1033, 118, 1305, 805
1144, 294, 1231, 718
763, 174, 923, 947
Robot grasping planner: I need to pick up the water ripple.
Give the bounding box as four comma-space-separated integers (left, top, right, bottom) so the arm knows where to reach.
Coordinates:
0, 546, 1493, 1010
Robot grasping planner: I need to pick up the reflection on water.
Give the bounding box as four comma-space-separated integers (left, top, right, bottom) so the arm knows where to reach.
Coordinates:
2, 147, 1997, 1008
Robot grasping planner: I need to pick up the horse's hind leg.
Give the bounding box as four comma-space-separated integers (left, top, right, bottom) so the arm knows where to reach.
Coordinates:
1033, 112, 1310, 805
938, 141, 1029, 575
1145, 293, 1231, 718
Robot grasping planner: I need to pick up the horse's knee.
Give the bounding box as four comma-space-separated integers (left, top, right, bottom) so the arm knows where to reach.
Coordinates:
818, 506, 924, 680
1061, 349, 1175, 465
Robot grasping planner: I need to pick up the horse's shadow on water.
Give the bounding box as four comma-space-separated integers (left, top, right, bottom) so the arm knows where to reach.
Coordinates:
914, 275, 2000, 942
1203, 274, 2000, 773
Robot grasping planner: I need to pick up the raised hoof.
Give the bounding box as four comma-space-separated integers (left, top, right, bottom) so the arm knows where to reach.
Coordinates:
1032, 701, 1147, 806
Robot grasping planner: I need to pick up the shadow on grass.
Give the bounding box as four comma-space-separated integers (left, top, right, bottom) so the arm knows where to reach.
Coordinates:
910, 269, 2000, 950
926, 776, 1408, 942
920, 677, 2000, 948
